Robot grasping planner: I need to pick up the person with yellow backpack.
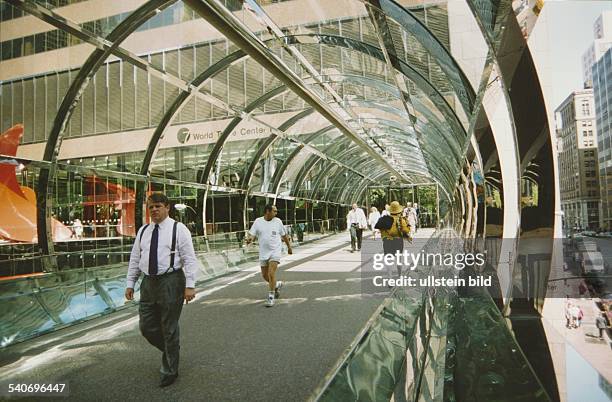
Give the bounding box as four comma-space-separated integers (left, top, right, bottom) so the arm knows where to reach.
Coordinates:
374, 201, 411, 278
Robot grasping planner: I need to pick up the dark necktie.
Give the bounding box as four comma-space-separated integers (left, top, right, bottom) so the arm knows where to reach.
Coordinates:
149, 224, 159, 276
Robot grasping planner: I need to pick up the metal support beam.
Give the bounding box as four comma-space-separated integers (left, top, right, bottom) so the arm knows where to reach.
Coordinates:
184, 0, 407, 182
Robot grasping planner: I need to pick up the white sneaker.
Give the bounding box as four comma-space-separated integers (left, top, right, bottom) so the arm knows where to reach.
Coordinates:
266, 293, 275, 307
274, 281, 283, 299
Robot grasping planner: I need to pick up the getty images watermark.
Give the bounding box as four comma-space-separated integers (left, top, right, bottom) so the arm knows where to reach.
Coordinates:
360, 237, 611, 299
369, 248, 491, 288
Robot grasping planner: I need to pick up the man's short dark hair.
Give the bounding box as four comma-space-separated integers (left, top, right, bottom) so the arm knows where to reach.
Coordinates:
264, 204, 275, 213
148, 192, 170, 206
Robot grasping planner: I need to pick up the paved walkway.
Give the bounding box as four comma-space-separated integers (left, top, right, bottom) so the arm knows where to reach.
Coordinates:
543, 297, 612, 384
0, 229, 434, 401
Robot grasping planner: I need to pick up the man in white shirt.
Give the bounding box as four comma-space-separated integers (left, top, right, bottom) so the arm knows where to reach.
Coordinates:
346, 203, 368, 252
246, 204, 292, 307
125, 193, 199, 387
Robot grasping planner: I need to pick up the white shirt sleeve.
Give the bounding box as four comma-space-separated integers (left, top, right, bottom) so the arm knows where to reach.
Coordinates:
126, 227, 144, 289
279, 220, 287, 236
248, 219, 258, 237
177, 223, 199, 288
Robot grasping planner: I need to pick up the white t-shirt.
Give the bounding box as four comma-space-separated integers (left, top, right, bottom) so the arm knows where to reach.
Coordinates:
248, 217, 287, 260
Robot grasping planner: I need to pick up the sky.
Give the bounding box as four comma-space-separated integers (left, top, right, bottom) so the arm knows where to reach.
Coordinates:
537, 1, 612, 109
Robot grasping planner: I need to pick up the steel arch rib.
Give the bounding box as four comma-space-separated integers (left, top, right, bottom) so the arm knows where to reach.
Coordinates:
17, 0, 177, 263
363, 0, 476, 113
242, 108, 315, 190
283, 34, 468, 142
269, 125, 344, 197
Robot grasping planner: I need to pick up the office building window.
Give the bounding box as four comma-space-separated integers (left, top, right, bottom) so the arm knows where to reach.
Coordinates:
582, 100, 590, 115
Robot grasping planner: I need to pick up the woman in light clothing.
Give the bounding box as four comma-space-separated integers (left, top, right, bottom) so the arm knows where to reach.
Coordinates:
368, 207, 381, 239
381, 204, 390, 216
405, 203, 418, 239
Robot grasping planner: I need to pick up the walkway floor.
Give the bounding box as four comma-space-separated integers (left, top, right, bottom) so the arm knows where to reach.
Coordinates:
0, 229, 435, 401
543, 297, 612, 384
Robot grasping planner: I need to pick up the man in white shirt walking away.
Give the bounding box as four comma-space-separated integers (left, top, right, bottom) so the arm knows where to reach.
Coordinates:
125, 192, 199, 387
246, 204, 292, 307
347, 203, 368, 252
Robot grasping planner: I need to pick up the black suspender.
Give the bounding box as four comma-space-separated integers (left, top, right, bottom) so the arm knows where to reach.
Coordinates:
139, 222, 180, 273
169, 221, 178, 272
139, 224, 149, 242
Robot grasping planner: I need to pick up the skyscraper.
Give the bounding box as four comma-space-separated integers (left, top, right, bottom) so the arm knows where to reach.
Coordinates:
582, 11, 612, 89
593, 47, 612, 230
555, 89, 601, 231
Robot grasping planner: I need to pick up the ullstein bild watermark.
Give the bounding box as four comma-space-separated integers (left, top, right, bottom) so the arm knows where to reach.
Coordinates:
371, 274, 492, 288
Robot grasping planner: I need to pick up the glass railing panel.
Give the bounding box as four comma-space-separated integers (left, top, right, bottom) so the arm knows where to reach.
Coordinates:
1, 292, 55, 346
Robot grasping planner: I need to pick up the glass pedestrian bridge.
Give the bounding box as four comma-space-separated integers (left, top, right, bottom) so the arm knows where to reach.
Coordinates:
0, 0, 610, 400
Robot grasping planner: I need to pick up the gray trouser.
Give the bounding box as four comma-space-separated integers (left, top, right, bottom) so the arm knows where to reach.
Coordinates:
139, 270, 185, 378
350, 225, 363, 250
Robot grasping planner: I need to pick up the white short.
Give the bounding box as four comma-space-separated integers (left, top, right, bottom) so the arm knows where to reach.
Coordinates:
260, 256, 281, 267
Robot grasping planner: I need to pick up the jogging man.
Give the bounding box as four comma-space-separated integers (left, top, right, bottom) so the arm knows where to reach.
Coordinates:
246, 204, 292, 307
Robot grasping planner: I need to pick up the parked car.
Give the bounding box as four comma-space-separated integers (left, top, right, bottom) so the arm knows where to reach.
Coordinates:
581, 251, 605, 274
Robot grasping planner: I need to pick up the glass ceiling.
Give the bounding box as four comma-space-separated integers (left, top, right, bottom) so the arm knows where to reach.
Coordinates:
4, 0, 497, 220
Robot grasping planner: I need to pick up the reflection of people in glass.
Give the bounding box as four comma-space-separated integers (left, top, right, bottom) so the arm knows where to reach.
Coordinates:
294, 222, 305, 242
236, 230, 245, 246
72, 218, 83, 239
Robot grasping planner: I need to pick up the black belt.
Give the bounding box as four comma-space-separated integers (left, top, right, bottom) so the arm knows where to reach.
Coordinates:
146, 269, 182, 280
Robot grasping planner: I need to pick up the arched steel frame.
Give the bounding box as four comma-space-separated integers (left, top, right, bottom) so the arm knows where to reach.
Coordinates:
15, 0, 178, 268
12, 0, 487, 265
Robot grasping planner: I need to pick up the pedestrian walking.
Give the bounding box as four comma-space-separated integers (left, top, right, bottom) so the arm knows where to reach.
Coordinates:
596, 313, 608, 339
346, 203, 367, 252
246, 204, 292, 307
368, 207, 381, 239
570, 305, 581, 329
404, 203, 418, 240
381, 204, 390, 216
564, 298, 572, 329
377, 201, 410, 278
125, 193, 199, 387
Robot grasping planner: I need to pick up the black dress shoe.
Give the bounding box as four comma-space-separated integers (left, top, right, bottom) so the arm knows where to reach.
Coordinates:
159, 374, 178, 388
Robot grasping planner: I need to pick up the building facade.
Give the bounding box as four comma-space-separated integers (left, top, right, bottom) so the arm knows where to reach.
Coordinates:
593, 48, 612, 230
582, 10, 612, 89
555, 89, 601, 231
